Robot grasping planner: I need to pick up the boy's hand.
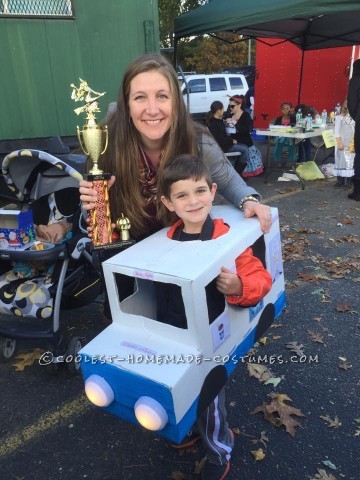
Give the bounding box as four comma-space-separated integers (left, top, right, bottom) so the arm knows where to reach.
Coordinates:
216, 267, 243, 296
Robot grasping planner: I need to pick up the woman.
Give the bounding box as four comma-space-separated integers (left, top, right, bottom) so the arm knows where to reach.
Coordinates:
225, 95, 264, 177
347, 58, 360, 201
79, 55, 271, 236
206, 100, 247, 176
273, 102, 298, 163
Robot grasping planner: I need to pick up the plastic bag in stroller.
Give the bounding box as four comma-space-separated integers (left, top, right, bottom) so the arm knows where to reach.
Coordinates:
0, 150, 102, 373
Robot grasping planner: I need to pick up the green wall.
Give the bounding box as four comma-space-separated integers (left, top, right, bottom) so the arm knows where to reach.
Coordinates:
0, 0, 160, 140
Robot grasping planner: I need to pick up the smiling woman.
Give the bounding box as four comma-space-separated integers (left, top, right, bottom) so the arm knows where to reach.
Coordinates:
79, 53, 271, 240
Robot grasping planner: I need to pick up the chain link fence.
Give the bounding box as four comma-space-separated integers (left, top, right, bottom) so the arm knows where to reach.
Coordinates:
0, 0, 73, 17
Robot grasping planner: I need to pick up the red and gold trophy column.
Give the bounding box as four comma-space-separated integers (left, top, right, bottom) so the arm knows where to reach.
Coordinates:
71, 79, 111, 247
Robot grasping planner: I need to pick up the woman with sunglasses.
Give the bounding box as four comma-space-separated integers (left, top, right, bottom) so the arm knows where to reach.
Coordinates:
226, 95, 264, 177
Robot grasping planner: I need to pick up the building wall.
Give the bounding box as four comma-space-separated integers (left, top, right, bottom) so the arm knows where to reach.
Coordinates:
0, 0, 159, 140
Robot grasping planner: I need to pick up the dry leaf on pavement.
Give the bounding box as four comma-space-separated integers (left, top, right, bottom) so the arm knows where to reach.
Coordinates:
12, 348, 43, 371
247, 363, 273, 383
285, 341, 305, 356
307, 330, 327, 346
320, 415, 342, 428
309, 468, 337, 480
253, 393, 305, 436
251, 448, 266, 461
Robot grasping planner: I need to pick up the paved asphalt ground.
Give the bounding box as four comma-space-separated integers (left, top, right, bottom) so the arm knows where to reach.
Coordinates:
0, 140, 359, 480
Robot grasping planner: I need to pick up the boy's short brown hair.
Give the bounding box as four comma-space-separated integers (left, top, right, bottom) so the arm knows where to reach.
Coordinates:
158, 154, 213, 200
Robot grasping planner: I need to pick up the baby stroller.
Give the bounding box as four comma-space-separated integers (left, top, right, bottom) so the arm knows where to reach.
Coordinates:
0, 150, 102, 373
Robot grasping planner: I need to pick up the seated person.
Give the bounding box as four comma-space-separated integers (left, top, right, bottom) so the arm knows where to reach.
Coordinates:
226, 95, 264, 177
157, 154, 272, 480
273, 102, 297, 163
206, 100, 247, 176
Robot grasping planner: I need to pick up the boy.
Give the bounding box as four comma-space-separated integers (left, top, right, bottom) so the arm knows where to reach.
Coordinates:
158, 154, 272, 480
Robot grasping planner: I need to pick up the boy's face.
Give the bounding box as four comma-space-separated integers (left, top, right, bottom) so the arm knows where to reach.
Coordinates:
161, 178, 217, 234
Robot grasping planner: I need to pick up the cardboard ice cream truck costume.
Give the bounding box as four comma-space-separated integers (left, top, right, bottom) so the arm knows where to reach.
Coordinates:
80, 205, 285, 443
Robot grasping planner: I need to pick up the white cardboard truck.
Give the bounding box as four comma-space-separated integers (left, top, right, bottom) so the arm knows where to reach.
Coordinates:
79, 205, 285, 443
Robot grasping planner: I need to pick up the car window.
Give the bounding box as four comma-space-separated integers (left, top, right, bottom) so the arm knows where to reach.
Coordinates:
229, 77, 244, 89
187, 78, 206, 93
209, 77, 227, 91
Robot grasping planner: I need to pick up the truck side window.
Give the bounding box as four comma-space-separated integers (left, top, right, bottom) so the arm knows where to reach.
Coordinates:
229, 77, 244, 90
188, 78, 206, 93
209, 77, 227, 91
205, 278, 226, 324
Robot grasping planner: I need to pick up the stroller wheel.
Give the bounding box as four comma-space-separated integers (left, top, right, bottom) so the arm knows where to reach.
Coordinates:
0, 337, 16, 361
66, 336, 83, 375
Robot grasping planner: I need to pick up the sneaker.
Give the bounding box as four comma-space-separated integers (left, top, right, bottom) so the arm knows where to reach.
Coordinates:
170, 431, 201, 450
201, 460, 230, 480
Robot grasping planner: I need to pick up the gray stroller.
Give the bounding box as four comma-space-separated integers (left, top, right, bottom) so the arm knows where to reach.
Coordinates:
0, 149, 102, 373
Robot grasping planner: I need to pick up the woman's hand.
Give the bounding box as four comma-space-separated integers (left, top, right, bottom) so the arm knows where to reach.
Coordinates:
243, 201, 272, 234
336, 139, 344, 151
216, 267, 243, 296
80, 176, 115, 210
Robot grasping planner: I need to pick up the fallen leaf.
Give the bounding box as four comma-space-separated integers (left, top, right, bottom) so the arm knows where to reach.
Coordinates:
309, 468, 337, 480
264, 377, 282, 387
251, 448, 266, 461
259, 337, 268, 345
285, 341, 305, 356
247, 363, 273, 383
320, 415, 342, 428
335, 302, 353, 312
193, 457, 206, 475
12, 349, 43, 371
253, 393, 305, 436
307, 330, 327, 346
250, 431, 269, 449
322, 460, 337, 470
339, 361, 352, 370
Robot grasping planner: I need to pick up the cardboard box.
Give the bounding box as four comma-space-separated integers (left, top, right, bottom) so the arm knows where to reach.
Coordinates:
80, 205, 286, 443
0, 209, 36, 250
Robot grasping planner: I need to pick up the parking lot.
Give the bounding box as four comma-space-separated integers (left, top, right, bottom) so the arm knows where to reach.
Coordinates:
1, 156, 359, 480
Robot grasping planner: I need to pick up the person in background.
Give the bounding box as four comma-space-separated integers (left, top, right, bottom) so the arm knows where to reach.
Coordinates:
206, 100, 247, 176
226, 95, 264, 177
158, 154, 272, 480
273, 102, 297, 163
333, 99, 355, 188
347, 58, 360, 201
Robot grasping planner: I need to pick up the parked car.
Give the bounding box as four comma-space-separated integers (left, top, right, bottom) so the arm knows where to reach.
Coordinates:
222, 65, 256, 89
180, 74, 249, 123
79, 205, 285, 444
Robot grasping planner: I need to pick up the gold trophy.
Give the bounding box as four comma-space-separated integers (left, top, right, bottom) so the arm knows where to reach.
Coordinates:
71, 79, 135, 255
71, 79, 111, 247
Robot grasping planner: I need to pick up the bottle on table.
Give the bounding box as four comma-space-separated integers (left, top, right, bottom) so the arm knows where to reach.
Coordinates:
329, 111, 335, 123
305, 113, 313, 131
296, 108, 302, 125
321, 109, 327, 126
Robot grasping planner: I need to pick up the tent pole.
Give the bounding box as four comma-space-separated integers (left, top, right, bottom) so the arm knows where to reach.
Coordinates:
298, 50, 305, 105
173, 38, 178, 67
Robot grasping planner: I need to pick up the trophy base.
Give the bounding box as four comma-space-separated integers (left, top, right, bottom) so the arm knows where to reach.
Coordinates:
91, 239, 136, 268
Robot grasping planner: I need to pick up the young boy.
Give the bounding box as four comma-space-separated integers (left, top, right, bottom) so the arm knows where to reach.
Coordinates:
158, 154, 272, 480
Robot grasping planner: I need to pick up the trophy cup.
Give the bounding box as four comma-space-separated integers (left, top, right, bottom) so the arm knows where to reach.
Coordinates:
71, 79, 111, 248
71, 79, 135, 255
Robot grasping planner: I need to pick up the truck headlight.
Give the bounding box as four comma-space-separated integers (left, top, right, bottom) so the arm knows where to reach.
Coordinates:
134, 396, 168, 431
85, 374, 114, 407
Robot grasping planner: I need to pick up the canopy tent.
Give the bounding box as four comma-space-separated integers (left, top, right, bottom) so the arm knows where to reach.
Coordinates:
174, 0, 360, 104
174, 0, 360, 50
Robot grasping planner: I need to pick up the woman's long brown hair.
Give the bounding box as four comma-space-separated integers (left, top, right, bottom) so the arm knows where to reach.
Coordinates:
97, 54, 201, 238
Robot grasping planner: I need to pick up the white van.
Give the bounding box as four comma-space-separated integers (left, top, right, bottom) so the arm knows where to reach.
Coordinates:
180, 74, 249, 122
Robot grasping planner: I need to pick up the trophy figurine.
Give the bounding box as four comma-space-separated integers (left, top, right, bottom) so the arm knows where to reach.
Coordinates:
71, 79, 111, 247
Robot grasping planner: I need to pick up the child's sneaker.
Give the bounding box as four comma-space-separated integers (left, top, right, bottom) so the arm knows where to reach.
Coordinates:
201, 460, 230, 480
170, 431, 201, 450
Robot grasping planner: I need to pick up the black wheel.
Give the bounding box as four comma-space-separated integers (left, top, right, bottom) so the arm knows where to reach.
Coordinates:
0, 337, 16, 361
66, 336, 83, 375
